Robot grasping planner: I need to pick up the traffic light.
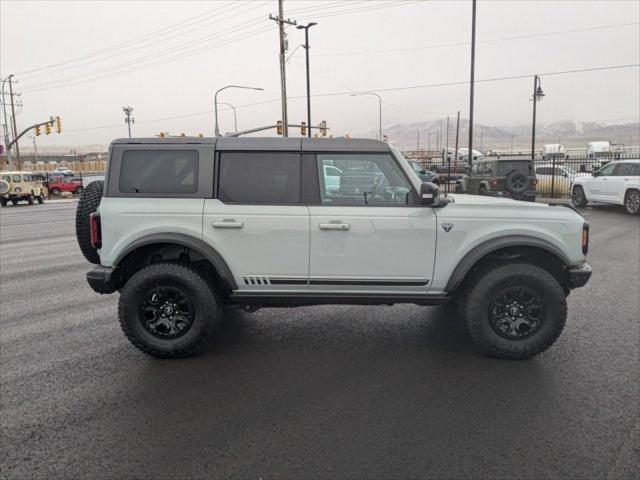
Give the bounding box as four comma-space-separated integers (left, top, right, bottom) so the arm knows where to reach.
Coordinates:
319, 120, 327, 137
300, 122, 307, 136
45, 122, 52, 135
35, 125, 41, 136
276, 120, 283, 136
55, 116, 62, 134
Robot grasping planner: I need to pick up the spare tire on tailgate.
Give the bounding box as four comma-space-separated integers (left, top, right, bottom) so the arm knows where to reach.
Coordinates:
76, 180, 103, 264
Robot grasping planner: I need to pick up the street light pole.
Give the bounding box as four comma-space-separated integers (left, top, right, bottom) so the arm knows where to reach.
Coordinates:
214, 85, 263, 136
468, 0, 477, 167
297, 22, 317, 138
351, 92, 382, 140
218, 102, 238, 132
531, 74, 545, 161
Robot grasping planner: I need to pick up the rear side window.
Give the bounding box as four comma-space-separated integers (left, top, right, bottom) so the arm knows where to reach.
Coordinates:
612, 163, 633, 176
218, 152, 301, 204
629, 164, 640, 176
119, 150, 198, 194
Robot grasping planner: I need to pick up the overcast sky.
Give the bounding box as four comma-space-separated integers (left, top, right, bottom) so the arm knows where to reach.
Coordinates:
1, 0, 639, 148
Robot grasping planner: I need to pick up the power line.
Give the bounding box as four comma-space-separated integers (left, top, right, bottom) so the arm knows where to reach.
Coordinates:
65, 63, 640, 132
313, 21, 640, 57
14, 1, 243, 77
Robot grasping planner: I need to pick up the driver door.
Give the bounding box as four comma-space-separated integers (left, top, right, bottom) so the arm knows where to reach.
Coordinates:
585, 162, 615, 201
308, 153, 437, 293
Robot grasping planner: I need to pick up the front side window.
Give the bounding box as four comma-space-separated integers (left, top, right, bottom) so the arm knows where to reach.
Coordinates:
317, 154, 412, 206
598, 163, 616, 177
119, 150, 198, 194
2, 175, 11, 182
218, 152, 301, 204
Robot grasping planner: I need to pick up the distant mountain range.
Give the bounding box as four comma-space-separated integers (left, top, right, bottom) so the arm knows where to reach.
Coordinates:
362, 119, 640, 151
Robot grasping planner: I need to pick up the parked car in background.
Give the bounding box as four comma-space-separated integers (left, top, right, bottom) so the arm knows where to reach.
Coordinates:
408, 161, 440, 184
53, 167, 74, 176
535, 164, 589, 197
46, 175, 83, 195
0, 171, 47, 206
571, 160, 640, 215
464, 158, 537, 201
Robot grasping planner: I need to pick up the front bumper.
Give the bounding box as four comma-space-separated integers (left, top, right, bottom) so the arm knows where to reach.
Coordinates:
87, 266, 119, 294
568, 262, 592, 289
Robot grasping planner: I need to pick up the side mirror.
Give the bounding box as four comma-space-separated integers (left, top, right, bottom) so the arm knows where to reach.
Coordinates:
420, 182, 440, 206
592, 171, 600, 177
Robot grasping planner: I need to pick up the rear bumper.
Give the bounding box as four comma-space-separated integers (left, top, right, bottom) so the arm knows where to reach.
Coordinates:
567, 262, 592, 289
87, 266, 119, 294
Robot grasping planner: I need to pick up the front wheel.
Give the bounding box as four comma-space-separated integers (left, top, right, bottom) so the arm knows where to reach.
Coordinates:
458, 262, 567, 359
572, 185, 587, 208
118, 263, 222, 358
37, 195, 44, 204
51, 188, 61, 196
624, 189, 640, 215
0, 198, 7, 207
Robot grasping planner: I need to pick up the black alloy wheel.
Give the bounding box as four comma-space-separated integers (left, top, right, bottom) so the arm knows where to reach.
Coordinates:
139, 285, 195, 339
489, 286, 545, 340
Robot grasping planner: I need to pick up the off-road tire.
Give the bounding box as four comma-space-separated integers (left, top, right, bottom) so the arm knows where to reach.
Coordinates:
458, 261, 567, 359
75, 186, 83, 195
11, 199, 18, 205
478, 185, 488, 195
37, 195, 44, 204
51, 187, 61, 196
27, 195, 34, 205
0, 198, 7, 207
118, 263, 221, 358
572, 185, 588, 208
75, 180, 103, 264
624, 189, 640, 215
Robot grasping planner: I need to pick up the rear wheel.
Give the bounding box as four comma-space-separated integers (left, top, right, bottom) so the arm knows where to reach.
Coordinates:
27, 195, 34, 205
478, 185, 487, 195
118, 263, 222, 358
11, 199, 18, 205
624, 189, 640, 215
458, 261, 567, 359
51, 187, 61, 196
572, 185, 587, 208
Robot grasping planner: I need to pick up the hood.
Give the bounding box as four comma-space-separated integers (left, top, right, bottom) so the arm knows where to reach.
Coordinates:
445, 193, 548, 208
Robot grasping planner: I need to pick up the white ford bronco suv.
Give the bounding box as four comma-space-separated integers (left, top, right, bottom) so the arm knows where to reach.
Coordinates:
76, 137, 591, 359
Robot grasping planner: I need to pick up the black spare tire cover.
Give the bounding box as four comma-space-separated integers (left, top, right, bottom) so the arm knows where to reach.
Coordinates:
75, 180, 103, 264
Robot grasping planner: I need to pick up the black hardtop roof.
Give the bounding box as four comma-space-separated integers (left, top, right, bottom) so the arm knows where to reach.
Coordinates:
110, 136, 391, 153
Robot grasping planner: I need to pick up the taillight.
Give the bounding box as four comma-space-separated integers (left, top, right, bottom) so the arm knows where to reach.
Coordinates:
90, 213, 102, 249
582, 222, 589, 255
490, 177, 498, 186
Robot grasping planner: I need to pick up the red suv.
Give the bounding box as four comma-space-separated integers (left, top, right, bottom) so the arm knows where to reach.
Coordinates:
46, 175, 83, 195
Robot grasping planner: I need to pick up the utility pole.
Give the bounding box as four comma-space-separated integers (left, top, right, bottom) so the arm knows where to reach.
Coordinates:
445, 116, 450, 193
8, 76, 20, 168
454, 111, 460, 165
468, 0, 477, 166
1, 75, 14, 170
31, 135, 38, 163
270, 0, 296, 137
123, 106, 134, 138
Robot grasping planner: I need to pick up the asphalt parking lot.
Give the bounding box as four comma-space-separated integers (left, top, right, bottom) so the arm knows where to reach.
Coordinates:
1, 200, 638, 480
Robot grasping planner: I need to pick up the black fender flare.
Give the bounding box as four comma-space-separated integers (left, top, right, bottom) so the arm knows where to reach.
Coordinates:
114, 233, 238, 291
445, 235, 570, 292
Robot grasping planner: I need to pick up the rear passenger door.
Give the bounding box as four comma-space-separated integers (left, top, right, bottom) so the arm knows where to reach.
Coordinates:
606, 163, 633, 203
202, 150, 309, 292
